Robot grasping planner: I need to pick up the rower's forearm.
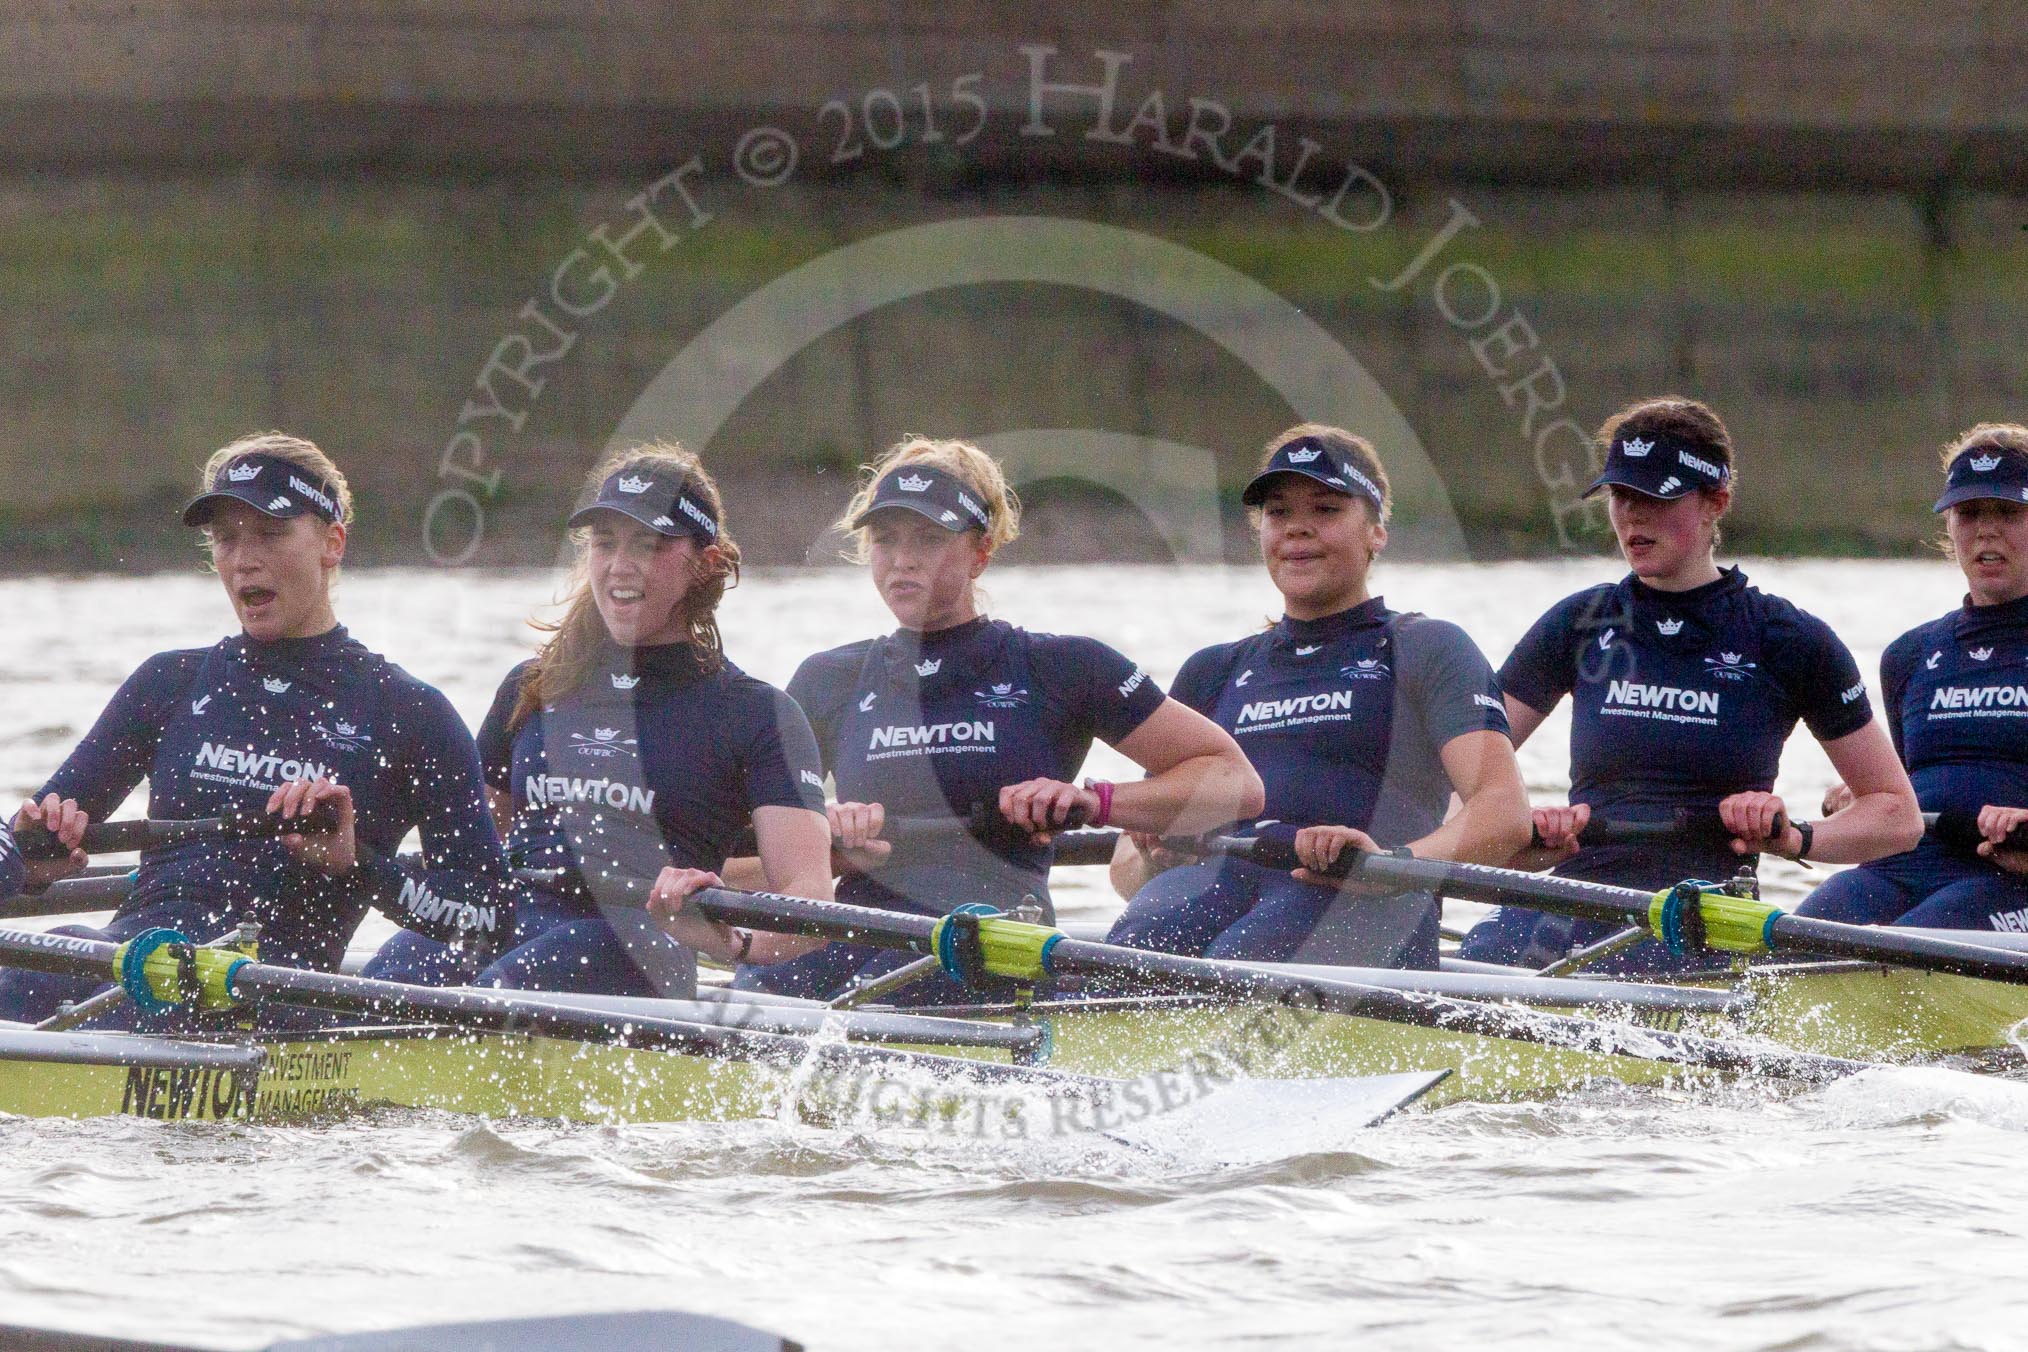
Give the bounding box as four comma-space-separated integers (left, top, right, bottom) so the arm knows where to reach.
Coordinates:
719, 855, 769, 890
1109, 755, 1263, 836
1810, 791, 1924, 865
1411, 791, 1532, 867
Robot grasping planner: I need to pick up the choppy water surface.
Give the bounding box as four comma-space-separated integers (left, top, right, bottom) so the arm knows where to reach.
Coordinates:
2, 560, 2025, 1350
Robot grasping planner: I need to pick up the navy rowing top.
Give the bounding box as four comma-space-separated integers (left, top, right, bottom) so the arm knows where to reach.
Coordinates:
38, 627, 513, 970
476, 640, 827, 884
1880, 591, 2028, 820
1501, 567, 1871, 882
0, 821, 19, 899
1170, 597, 1508, 845
789, 616, 1166, 915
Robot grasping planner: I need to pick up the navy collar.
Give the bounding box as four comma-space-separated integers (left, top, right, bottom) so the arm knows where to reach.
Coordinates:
1956, 590, 2028, 643
1627, 566, 1747, 612
1272, 596, 1389, 649
607, 639, 707, 684
228, 624, 350, 665
882, 616, 999, 685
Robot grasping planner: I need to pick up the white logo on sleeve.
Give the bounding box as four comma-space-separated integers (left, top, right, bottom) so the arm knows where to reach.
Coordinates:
1840, 682, 1866, 704
1656, 618, 1683, 635
1117, 667, 1148, 698
858, 691, 878, 712
1473, 693, 1502, 710
800, 769, 824, 790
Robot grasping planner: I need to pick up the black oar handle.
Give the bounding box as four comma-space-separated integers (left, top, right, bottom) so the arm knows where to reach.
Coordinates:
1528, 806, 1789, 851
16, 803, 344, 860
1926, 810, 2028, 853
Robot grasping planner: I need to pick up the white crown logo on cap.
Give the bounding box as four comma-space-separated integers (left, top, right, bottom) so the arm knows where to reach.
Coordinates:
1971, 453, 2003, 473
897, 473, 932, 493
1621, 437, 1654, 458
616, 475, 651, 495
226, 463, 262, 483
1285, 447, 1323, 464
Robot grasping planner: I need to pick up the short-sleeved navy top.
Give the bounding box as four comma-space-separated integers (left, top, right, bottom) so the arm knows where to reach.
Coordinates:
476, 640, 827, 886
789, 616, 1166, 915
1170, 596, 1508, 846
1500, 567, 1872, 885
1879, 592, 2028, 823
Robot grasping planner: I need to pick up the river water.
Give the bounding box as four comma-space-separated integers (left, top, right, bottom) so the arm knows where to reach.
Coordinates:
1, 559, 2024, 1350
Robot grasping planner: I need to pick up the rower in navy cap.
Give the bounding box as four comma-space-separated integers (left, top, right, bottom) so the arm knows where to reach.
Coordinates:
1104, 423, 1532, 968
364, 442, 836, 996
678, 434, 1262, 1005
1799, 423, 2028, 931
1460, 396, 1922, 973
3, 431, 515, 1026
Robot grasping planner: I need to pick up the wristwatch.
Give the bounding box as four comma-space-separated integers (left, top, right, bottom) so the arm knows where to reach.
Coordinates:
1781, 820, 1814, 862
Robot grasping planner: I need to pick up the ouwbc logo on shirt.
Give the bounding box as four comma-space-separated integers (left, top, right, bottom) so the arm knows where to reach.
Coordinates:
1340, 659, 1390, 680
569, 728, 638, 758
311, 719, 371, 751
1702, 652, 1757, 681
975, 683, 1030, 708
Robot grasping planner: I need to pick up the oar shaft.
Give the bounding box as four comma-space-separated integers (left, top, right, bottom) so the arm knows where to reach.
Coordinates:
687, 885, 1868, 1083
1233, 838, 2028, 987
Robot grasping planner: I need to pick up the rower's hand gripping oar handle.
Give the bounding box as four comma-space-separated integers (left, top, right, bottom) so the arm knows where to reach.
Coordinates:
1926, 810, 2028, 854
1527, 805, 1790, 851
16, 803, 345, 860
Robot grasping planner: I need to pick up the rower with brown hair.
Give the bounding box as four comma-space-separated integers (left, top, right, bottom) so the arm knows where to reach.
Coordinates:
365, 442, 832, 996
1461, 396, 1921, 973
1104, 423, 1532, 967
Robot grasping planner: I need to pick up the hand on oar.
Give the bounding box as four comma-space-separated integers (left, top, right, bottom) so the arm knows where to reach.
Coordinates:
1290, 825, 1397, 893
828, 800, 892, 872
1973, 806, 2028, 873
268, 776, 358, 876
12, 795, 89, 886
998, 777, 1101, 845
1718, 791, 1804, 858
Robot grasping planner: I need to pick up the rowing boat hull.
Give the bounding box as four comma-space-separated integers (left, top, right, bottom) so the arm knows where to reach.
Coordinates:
0, 1026, 1037, 1128
1, 961, 2020, 1125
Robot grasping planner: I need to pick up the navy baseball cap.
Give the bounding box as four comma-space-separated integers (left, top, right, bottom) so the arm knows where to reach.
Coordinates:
182, 454, 343, 527
1934, 444, 2028, 513
850, 464, 993, 532
568, 464, 720, 543
1582, 431, 1731, 500
1241, 437, 1386, 512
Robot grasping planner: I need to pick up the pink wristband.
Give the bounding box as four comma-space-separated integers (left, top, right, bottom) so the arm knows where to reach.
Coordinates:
1084, 778, 1115, 828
